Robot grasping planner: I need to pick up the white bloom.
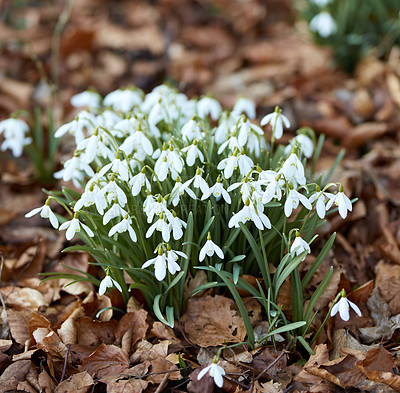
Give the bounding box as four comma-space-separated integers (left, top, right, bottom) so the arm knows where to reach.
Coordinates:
181, 118, 202, 142
99, 274, 122, 296
103, 203, 127, 225
260, 107, 290, 140
0, 118, 31, 157
70, 90, 101, 108
168, 212, 187, 240
77, 129, 113, 164
259, 171, 284, 203
237, 118, 263, 147
197, 97, 222, 120
331, 296, 361, 321
284, 134, 314, 159
199, 234, 224, 261
217, 149, 239, 179
310, 12, 337, 38
25, 201, 58, 229
99, 177, 127, 207
181, 140, 204, 167
129, 170, 151, 196
197, 362, 226, 388
232, 97, 256, 119
166, 248, 187, 275
237, 151, 254, 176
279, 153, 306, 188
290, 235, 311, 260
104, 89, 142, 112
325, 188, 352, 219
120, 126, 153, 157
217, 133, 241, 154
146, 214, 171, 242
59, 214, 94, 241
312, 0, 332, 6
145, 195, 168, 223
309, 188, 335, 219
229, 199, 271, 230
154, 146, 184, 181
227, 177, 254, 203
208, 178, 231, 204
183, 169, 210, 199
170, 177, 197, 206
108, 215, 137, 242
284, 188, 312, 217
54, 111, 96, 144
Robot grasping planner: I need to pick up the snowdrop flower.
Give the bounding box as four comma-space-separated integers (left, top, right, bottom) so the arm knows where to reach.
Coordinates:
99, 272, 123, 296
237, 117, 264, 147
183, 168, 211, 199
77, 128, 112, 164
170, 176, 197, 206
145, 194, 168, 223
228, 177, 254, 203
108, 214, 137, 242
290, 232, 311, 260
181, 118, 203, 142
308, 185, 335, 219
99, 175, 127, 206
129, 168, 151, 196
119, 123, 153, 157
237, 149, 254, 176
279, 153, 306, 188
54, 111, 96, 145
217, 148, 239, 179
166, 246, 187, 275
154, 145, 184, 181
25, 199, 58, 229
197, 361, 226, 388
0, 118, 31, 157
284, 185, 312, 217
325, 185, 352, 219
199, 233, 224, 262
142, 247, 185, 281
103, 89, 142, 113
258, 170, 284, 203
103, 202, 127, 225
70, 90, 101, 108
284, 134, 314, 159
229, 198, 271, 230
146, 213, 171, 242
260, 106, 290, 140
331, 290, 361, 321
197, 97, 222, 120
207, 176, 231, 204
74, 182, 107, 214
310, 12, 337, 38
168, 211, 187, 240
59, 213, 94, 241
61, 152, 95, 182
217, 132, 242, 155
214, 112, 233, 144
181, 140, 204, 167
232, 97, 256, 119
312, 0, 332, 6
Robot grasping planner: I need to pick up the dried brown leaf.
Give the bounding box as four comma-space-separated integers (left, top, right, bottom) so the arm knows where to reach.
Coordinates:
0, 360, 33, 391
55, 371, 93, 393
75, 316, 117, 347
7, 308, 31, 345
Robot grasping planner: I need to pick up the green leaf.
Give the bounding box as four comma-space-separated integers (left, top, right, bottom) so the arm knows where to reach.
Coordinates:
227, 255, 246, 263
153, 294, 174, 328
233, 263, 241, 284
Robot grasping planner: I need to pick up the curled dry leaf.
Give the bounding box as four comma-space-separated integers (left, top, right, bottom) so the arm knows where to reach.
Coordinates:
6, 308, 31, 345
151, 321, 180, 343
1, 286, 48, 309
130, 340, 170, 364
33, 328, 67, 358
57, 306, 85, 345
75, 316, 117, 347
55, 371, 94, 393
146, 357, 181, 384
180, 295, 247, 347
375, 261, 400, 315
0, 360, 33, 391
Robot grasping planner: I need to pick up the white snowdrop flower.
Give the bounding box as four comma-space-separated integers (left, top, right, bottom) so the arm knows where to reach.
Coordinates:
183, 168, 210, 199
207, 176, 231, 204
149, 99, 169, 126
325, 185, 352, 219
197, 362, 226, 388
62, 152, 95, 182
54, 111, 96, 144
214, 112, 232, 145
290, 233, 311, 261
237, 149, 254, 176
129, 169, 151, 196
331, 293, 361, 321
237, 117, 264, 147
168, 211, 187, 240
119, 123, 153, 157
260, 106, 290, 140
199, 233, 224, 262
197, 97, 222, 120
96, 110, 122, 130
217, 148, 239, 179
59, 213, 94, 241
99, 273, 122, 296
112, 117, 138, 137
74, 182, 103, 213
229, 198, 271, 230
258, 170, 284, 203
25, 199, 58, 229
145, 194, 168, 223
232, 97, 256, 119
279, 153, 306, 188
181, 140, 204, 167
284, 134, 314, 159
181, 118, 203, 142
142, 249, 168, 281
308, 186, 335, 219
284, 187, 312, 217
227, 177, 254, 203
110, 152, 130, 182
0, 118, 31, 157
103, 89, 142, 113
108, 214, 137, 242
99, 175, 127, 207
310, 12, 337, 38
77, 128, 107, 164
154, 145, 184, 181
166, 247, 187, 275
217, 130, 242, 154
103, 202, 127, 225
170, 176, 197, 206
70, 90, 101, 109
147, 213, 171, 242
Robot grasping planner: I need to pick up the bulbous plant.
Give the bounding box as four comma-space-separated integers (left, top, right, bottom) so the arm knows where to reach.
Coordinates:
303, 0, 400, 72
26, 85, 354, 350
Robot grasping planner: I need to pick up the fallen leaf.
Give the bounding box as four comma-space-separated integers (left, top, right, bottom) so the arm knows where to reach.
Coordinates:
6, 308, 31, 345
75, 316, 117, 347
0, 360, 33, 391
55, 371, 94, 393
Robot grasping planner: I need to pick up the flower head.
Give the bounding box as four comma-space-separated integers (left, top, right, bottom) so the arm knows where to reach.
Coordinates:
25, 199, 58, 229
199, 233, 224, 261
331, 291, 361, 321
197, 362, 226, 388
310, 12, 337, 38
290, 233, 311, 261
325, 185, 352, 219
99, 273, 123, 296
260, 107, 290, 140
59, 213, 94, 241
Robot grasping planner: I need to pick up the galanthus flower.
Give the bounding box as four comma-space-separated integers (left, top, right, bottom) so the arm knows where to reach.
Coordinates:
284, 186, 312, 217
325, 185, 352, 219
197, 97, 222, 120
166, 246, 187, 275
197, 361, 226, 388
103, 202, 127, 225
25, 199, 58, 229
308, 185, 335, 219
108, 214, 137, 242
229, 198, 271, 230
54, 111, 96, 145
168, 211, 187, 240
99, 272, 123, 296
232, 97, 256, 119
181, 118, 203, 141
98, 175, 127, 206
170, 176, 197, 206
207, 176, 231, 204
70, 90, 101, 108
183, 168, 210, 199
237, 149, 254, 176
310, 12, 337, 38
181, 139, 204, 167
260, 106, 290, 140
199, 233, 224, 262
103, 89, 143, 112
217, 148, 239, 179
59, 213, 94, 241
279, 153, 306, 188
0, 118, 31, 157
130, 169, 151, 196
331, 291, 361, 321
237, 117, 263, 147
284, 134, 314, 159
290, 233, 311, 260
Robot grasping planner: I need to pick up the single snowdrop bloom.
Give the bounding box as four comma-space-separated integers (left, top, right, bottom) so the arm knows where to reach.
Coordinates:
199, 233, 224, 262
77, 128, 109, 164
197, 96, 222, 120
237, 148, 254, 176
197, 361, 226, 388
119, 123, 153, 156
259, 171, 284, 203
284, 184, 312, 217
214, 112, 233, 144
70, 90, 101, 108
331, 290, 361, 321
141, 248, 167, 281
61, 152, 95, 182
279, 153, 306, 187
181, 139, 204, 167
59, 212, 94, 241
25, 199, 58, 229
325, 185, 352, 219
310, 12, 337, 38
237, 116, 264, 147
99, 271, 123, 296
170, 176, 197, 206
181, 117, 203, 142
99, 175, 127, 206
103, 202, 127, 225
103, 89, 143, 113
109, 151, 130, 182
74, 182, 107, 214
146, 213, 171, 242
229, 198, 271, 230
168, 211, 187, 240
284, 134, 314, 159
0, 118, 31, 157
308, 185, 335, 219
227, 177, 254, 203
54, 111, 96, 145
183, 168, 211, 199
108, 214, 137, 242
217, 148, 239, 179
207, 176, 231, 204
217, 131, 242, 155
129, 168, 151, 196
290, 232, 311, 260
166, 246, 186, 275
145, 194, 168, 223
260, 106, 290, 140
232, 97, 256, 119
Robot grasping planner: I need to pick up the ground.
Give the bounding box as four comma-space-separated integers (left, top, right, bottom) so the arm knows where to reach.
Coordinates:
0, 0, 400, 392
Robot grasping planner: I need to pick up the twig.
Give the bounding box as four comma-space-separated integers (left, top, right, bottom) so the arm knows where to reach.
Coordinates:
255, 349, 289, 381
154, 372, 169, 393
59, 343, 71, 383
